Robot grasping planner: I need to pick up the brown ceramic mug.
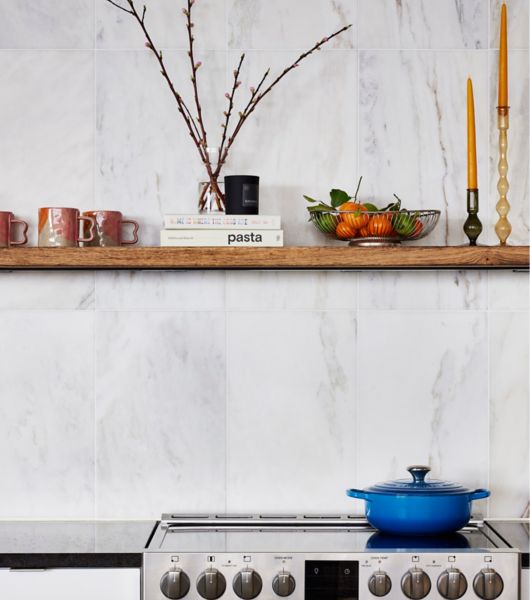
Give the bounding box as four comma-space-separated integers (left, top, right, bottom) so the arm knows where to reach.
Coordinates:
0, 212, 28, 248
38, 207, 95, 247
81, 211, 139, 247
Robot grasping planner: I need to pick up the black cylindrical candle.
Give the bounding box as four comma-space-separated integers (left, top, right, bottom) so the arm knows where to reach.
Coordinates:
224, 175, 259, 215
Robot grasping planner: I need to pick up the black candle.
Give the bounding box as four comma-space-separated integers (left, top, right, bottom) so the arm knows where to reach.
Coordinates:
224, 175, 260, 215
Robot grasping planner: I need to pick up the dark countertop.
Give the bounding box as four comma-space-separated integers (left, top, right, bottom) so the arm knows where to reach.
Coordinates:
0, 520, 157, 569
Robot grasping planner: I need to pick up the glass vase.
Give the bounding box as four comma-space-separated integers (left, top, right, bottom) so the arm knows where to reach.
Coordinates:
198, 178, 225, 213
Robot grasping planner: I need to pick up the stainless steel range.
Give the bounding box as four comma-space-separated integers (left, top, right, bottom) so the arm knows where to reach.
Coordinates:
143, 516, 521, 600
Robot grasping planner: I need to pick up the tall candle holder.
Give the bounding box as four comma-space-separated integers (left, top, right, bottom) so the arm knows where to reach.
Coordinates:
495, 106, 511, 245
464, 188, 482, 246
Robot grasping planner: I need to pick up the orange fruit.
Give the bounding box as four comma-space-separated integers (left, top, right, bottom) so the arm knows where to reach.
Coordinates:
339, 201, 369, 229
358, 225, 371, 238
367, 214, 395, 237
336, 221, 357, 240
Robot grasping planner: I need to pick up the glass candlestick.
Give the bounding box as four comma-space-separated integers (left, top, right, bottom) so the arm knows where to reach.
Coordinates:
463, 188, 482, 246
495, 106, 511, 245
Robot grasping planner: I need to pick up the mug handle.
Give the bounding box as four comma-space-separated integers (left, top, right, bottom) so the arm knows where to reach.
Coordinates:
10, 218, 29, 246
121, 219, 139, 245
78, 215, 95, 243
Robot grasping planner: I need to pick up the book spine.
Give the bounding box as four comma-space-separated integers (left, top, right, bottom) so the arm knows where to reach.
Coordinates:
163, 215, 281, 229
160, 229, 284, 247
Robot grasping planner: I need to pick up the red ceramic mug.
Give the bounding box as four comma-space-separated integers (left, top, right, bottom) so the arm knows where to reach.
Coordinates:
38, 207, 95, 247
81, 211, 139, 247
0, 212, 28, 248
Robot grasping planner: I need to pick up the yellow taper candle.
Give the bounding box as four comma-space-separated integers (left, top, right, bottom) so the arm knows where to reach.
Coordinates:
467, 78, 477, 189
498, 3, 508, 107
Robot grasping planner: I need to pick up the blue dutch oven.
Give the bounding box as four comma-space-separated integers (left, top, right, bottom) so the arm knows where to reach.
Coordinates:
346, 465, 490, 535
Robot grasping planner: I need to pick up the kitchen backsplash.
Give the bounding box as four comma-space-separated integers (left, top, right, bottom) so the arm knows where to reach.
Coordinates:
0, 0, 528, 519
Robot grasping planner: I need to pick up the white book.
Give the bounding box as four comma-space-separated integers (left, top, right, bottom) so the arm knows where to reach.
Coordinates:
160, 229, 284, 247
163, 214, 281, 229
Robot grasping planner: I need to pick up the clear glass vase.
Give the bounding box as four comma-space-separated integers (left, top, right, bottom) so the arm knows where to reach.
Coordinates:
198, 178, 225, 213
198, 147, 225, 213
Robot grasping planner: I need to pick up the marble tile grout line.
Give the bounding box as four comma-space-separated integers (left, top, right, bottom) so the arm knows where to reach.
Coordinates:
486, 0, 492, 517
354, 0, 360, 504
224, 298, 230, 514
224, 0, 229, 516
93, 0, 97, 521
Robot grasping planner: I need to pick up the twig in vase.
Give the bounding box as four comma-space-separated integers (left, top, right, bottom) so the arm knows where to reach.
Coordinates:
104, 0, 207, 165
199, 53, 246, 211
105, 0, 352, 209
216, 24, 352, 175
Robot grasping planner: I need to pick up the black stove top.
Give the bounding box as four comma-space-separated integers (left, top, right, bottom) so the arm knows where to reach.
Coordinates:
149, 515, 529, 557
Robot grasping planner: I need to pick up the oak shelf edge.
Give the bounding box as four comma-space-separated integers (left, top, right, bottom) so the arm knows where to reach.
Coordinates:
0, 246, 527, 270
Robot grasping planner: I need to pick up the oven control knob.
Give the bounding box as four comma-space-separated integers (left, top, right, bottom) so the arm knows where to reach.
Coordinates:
233, 569, 263, 599
401, 568, 431, 599
272, 572, 296, 597
437, 568, 467, 599
473, 569, 504, 600
197, 568, 227, 600
160, 569, 191, 599
368, 571, 392, 596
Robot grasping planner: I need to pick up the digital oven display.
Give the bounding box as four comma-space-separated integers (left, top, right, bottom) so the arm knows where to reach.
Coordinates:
305, 561, 359, 600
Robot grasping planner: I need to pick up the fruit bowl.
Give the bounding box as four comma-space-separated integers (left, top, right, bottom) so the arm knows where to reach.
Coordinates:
310, 209, 440, 246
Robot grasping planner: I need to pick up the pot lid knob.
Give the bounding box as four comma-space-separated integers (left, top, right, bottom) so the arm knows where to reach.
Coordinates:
407, 465, 431, 484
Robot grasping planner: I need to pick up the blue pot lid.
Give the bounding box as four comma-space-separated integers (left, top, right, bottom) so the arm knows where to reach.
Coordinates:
366, 466, 471, 495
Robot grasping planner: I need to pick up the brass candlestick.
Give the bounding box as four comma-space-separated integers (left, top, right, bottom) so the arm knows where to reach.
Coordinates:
495, 106, 512, 244
464, 188, 482, 245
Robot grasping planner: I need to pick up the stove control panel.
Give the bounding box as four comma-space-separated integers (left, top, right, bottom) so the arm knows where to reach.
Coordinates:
143, 552, 519, 600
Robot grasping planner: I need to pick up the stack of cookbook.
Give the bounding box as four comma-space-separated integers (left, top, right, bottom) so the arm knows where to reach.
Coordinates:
160, 214, 283, 247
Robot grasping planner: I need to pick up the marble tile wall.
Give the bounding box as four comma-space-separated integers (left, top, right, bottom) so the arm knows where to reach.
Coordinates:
0, 0, 527, 519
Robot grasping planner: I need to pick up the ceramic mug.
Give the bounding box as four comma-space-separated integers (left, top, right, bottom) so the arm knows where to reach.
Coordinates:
38, 207, 95, 247
0, 212, 28, 248
81, 211, 139, 247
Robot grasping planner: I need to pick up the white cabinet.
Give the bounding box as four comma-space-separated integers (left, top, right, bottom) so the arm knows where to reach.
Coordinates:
0, 568, 139, 600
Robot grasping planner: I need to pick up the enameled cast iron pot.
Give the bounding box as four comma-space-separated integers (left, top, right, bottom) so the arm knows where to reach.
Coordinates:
346, 465, 490, 536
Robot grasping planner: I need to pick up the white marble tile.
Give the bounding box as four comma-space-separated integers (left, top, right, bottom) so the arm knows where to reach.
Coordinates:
0, 311, 94, 518
95, 311, 226, 517
359, 50, 489, 246
224, 49, 357, 246
489, 311, 529, 516
96, 49, 226, 245
355, 312, 489, 515
226, 272, 357, 310
488, 49, 529, 245
358, 0, 487, 49
490, 0, 529, 48
0, 0, 94, 49
97, 0, 226, 50
0, 51, 94, 246
95, 271, 225, 310
488, 271, 530, 310
359, 271, 488, 310
0, 272, 94, 309
227, 0, 354, 50
226, 311, 357, 513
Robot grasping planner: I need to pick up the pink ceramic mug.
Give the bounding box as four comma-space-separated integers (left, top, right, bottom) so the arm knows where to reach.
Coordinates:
0, 212, 28, 248
38, 207, 95, 247
81, 211, 139, 247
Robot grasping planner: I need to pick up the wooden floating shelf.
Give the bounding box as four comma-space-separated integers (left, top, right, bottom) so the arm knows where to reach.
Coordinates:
0, 246, 527, 271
